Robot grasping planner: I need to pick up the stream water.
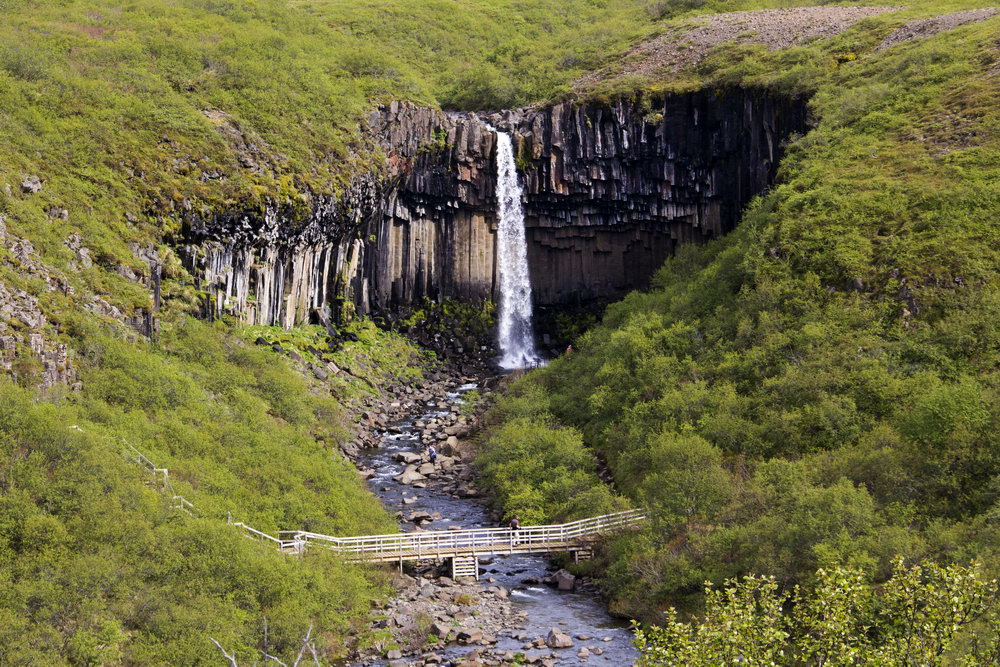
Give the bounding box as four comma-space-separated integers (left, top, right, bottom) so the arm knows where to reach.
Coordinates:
358, 383, 638, 666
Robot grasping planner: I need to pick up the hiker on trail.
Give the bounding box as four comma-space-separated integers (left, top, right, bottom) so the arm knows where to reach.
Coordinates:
565, 344, 574, 355
509, 515, 521, 545
427, 445, 437, 464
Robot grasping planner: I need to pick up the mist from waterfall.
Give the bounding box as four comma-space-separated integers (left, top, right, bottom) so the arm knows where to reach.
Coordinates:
490, 128, 541, 370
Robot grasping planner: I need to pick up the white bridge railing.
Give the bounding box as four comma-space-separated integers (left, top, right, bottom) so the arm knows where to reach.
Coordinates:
117, 438, 645, 562
279, 509, 646, 562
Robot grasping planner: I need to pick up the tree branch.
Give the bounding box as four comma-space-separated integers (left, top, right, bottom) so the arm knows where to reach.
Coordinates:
292, 622, 314, 667
210, 638, 239, 667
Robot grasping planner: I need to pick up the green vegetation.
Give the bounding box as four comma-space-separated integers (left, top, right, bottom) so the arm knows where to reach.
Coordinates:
244, 320, 430, 400
395, 296, 497, 355
0, 313, 405, 663
289, 0, 661, 110
479, 5, 1000, 632
478, 403, 629, 525
634, 559, 1000, 665
2, 0, 999, 661
0, 0, 676, 661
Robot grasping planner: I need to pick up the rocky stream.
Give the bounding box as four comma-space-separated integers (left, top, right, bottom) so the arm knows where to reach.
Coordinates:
348, 368, 639, 667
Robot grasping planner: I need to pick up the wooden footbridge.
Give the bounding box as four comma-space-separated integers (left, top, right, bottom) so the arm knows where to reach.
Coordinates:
277, 509, 647, 579
117, 439, 646, 580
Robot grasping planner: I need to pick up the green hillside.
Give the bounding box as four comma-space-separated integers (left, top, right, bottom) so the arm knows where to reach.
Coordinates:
0, 316, 416, 663
2, 0, 999, 662
0, 1, 672, 660
479, 4, 1000, 629
0, 0, 663, 329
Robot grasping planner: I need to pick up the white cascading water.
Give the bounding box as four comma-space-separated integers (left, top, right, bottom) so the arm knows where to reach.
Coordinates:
490, 128, 541, 369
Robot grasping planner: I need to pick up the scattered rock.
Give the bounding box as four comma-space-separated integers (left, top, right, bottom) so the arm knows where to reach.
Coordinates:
486, 586, 509, 599
396, 470, 427, 485
545, 627, 574, 649
576, 6, 900, 90
21, 175, 42, 193
554, 569, 576, 591
457, 628, 484, 645
878, 8, 998, 50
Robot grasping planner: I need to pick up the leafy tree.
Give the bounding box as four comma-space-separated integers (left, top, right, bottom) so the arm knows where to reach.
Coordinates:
634, 560, 1000, 665
622, 432, 731, 529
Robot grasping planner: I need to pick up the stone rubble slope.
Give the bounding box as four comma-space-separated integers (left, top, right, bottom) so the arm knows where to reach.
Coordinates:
877, 8, 998, 50
576, 6, 901, 89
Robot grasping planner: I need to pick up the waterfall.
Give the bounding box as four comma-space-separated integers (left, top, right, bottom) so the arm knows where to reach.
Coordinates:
490, 128, 541, 369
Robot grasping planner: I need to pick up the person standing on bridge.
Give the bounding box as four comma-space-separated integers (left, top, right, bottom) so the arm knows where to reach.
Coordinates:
508, 515, 521, 545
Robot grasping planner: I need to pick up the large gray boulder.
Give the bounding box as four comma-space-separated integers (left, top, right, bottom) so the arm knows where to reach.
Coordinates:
554, 569, 576, 591
457, 628, 484, 645
430, 620, 452, 638
546, 627, 574, 648
396, 469, 427, 485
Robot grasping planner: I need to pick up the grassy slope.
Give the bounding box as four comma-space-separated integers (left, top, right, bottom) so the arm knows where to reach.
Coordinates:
480, 9, 1000, 621
0, 0, 656, 297
2, 0, 989, 316
1, 0, 998, 658
0, 2, 661, 660
0, 1, 669, 661
0, 313, 423, 663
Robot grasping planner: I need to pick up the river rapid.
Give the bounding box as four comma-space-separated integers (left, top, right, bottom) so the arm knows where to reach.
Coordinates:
354, 378, 638, 666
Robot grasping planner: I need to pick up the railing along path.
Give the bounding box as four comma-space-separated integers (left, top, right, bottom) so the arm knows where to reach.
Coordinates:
112, 436, 645, 563
278, 509, 646, 562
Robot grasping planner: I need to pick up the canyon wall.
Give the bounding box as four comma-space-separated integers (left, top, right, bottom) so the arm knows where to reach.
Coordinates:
180, 90, 808, 326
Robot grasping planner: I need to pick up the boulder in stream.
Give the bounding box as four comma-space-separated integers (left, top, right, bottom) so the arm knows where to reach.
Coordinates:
396, 451, 423, 464
396, 470, 426, 485
554, 569, 576, 591
546, 627, 574, 648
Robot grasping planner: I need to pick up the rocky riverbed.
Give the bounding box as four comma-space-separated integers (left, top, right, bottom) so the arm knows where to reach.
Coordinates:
344, 365, 638, 667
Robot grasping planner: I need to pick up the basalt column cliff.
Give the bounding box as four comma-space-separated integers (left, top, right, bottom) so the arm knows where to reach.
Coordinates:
181, 90, 807, 326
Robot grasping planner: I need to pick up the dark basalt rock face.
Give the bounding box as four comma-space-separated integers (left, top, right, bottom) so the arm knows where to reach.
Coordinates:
178, 90, 808, 327
488, 91, 807, 304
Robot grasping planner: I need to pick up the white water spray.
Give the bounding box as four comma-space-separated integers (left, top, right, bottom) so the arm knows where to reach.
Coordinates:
490, 128, 541, 369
